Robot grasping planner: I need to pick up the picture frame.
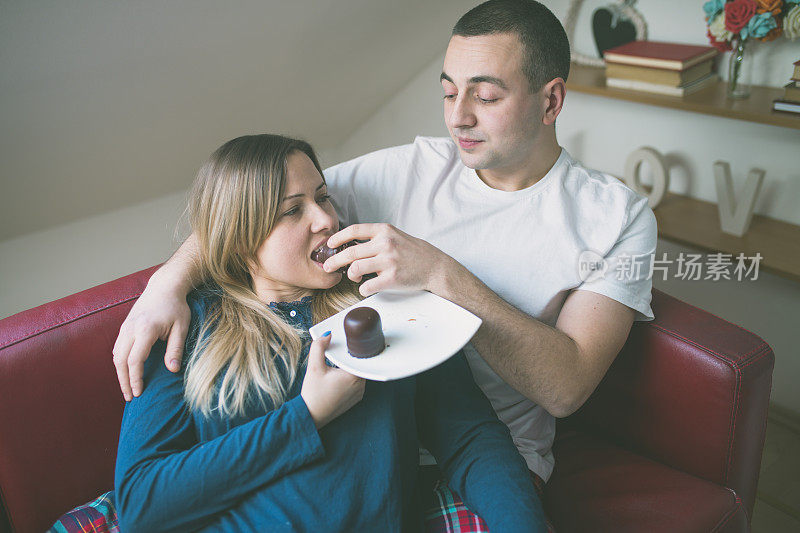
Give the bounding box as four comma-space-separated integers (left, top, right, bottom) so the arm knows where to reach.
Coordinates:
563, 0, 648, 67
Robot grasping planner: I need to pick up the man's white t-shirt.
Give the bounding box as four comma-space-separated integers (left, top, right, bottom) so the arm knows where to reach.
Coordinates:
324, 136, 657, 481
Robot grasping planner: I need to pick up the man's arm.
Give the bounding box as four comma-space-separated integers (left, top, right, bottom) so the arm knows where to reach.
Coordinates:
436, 258, 634, 418
113, 233, 201, 400
325, 224, 636, 418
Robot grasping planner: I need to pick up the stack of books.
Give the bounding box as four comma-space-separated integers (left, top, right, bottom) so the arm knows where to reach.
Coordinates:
603, 40, 719, 97
773, 60, 800, 115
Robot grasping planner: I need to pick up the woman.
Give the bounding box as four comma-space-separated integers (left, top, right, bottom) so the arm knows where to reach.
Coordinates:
114, 134, 546, 532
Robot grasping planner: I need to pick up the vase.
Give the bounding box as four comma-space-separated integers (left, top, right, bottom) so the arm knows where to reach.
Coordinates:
727, 38, 750, 99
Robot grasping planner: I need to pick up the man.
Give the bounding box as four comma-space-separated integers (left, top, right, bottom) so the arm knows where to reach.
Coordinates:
114, 0, 655, 527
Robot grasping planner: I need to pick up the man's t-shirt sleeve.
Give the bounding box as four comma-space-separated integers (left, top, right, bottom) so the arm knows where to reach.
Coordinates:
577, 194, 657, 321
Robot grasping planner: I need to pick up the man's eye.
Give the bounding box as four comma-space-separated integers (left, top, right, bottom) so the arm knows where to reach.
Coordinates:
443, 94, 456, 100
317, 194, 331, 203
478, 96, 498, 104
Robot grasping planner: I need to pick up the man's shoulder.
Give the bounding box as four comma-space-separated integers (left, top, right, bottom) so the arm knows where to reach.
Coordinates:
562, 152, 627, 191
561, 152, 648, 214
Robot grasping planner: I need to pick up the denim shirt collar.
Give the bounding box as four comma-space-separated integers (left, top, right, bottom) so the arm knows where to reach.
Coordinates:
268, 295, 314, 330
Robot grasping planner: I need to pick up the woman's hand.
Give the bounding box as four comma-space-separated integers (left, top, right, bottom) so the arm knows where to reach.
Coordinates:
301, 334, 366, 429
113, 274, 191, 401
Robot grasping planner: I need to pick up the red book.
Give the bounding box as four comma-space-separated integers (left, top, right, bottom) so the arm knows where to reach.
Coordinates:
603, 41, 719, 71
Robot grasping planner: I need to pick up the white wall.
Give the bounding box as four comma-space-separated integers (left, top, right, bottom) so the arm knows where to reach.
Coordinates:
0, 0, 471, 241
0, 192, 190, 318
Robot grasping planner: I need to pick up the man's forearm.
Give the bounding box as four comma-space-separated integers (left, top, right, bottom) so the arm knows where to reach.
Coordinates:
429, 258, 585, 418
150, 233, 202, 295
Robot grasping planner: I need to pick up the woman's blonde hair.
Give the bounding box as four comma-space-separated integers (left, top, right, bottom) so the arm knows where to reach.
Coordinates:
185, 134, 361, 417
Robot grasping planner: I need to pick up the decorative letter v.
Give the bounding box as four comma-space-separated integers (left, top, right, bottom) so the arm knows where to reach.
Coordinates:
713, 161, 765, 237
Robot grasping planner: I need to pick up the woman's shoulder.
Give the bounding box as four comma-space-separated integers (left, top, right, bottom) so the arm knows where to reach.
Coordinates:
186, 283, 222, 313
185, 284, 223, 353
187, 284, 222, 317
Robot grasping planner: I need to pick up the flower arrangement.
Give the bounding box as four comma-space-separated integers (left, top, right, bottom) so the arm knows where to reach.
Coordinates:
704, 0, 799, 97
704, 0, 800, 51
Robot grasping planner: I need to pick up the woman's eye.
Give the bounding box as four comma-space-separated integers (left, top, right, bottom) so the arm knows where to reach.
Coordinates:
283, 206, 300, 217
317, 194, 331, 203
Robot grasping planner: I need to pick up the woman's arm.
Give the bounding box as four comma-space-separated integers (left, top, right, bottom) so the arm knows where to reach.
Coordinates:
415, 352, 547, 532
114, 341, 325, 533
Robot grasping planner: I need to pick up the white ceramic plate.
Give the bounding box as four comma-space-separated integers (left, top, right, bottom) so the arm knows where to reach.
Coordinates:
309, 290, 482, 381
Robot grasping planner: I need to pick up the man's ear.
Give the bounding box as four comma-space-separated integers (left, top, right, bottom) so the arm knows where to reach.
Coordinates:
541, 78, 566, 126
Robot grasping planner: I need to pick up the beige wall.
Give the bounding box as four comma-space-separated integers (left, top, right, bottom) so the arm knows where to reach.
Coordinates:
0, 0, 471, 241
0, 192, 190, 318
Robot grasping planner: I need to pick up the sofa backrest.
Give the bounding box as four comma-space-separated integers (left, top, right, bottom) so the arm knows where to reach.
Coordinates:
0, 266, 158, 533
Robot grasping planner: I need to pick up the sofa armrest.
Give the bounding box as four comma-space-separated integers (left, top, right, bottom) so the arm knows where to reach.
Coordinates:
563, 289, 773, 518
0, 266, 159, 533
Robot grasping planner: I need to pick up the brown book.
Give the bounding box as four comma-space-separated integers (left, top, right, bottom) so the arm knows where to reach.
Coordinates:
604, 40, 718, 71
784, 82, 800, 103
793, 60, 800, 81
606, 73, 718, 97
605, 60, 713, 87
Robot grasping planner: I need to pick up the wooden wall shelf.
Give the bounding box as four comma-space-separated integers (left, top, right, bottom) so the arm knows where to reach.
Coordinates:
567, 63, 800, 130
654, 193, 800, 283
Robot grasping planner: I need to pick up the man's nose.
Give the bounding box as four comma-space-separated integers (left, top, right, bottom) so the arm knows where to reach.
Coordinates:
448, 95, 477, 130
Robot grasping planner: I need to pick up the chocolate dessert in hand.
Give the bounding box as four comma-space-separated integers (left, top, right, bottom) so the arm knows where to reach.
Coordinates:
343, 307, 385, 358
311, 241, 356, 273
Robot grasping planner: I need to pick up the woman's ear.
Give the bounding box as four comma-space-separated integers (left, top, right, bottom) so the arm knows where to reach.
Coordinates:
240, 253, 260, 284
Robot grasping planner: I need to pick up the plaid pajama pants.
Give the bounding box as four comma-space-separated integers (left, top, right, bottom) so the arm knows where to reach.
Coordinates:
49, 491, 119, 533
421, 466, 554, 533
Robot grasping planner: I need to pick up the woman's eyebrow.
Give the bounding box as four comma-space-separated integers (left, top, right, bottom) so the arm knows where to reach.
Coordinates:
282, 182, 325, 202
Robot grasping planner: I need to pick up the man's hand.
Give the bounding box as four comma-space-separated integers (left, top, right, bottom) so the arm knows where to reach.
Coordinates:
113, 278, 191, 401
324, 223, 453, 296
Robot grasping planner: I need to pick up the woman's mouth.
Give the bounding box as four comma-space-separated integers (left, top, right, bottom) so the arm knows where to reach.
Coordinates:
310, 246, 327, 264
310, 241, 356, 272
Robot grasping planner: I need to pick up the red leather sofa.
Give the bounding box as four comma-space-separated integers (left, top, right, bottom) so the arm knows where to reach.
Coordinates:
0, 267, 774, 532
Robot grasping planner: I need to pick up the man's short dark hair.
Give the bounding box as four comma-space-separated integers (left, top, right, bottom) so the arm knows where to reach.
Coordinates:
452, 0, 570, 92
